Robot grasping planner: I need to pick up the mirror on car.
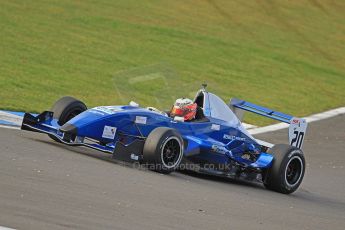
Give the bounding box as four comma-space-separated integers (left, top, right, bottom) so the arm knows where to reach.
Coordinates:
129, 101, 139, 107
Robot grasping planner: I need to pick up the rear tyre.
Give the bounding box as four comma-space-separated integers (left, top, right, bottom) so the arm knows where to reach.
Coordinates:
263, 144, 305, 194
48, 96, 87, 142
143, 127, 183, 174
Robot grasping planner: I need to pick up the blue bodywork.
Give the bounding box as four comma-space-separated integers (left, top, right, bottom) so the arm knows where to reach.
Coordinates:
21, 89, 295, 176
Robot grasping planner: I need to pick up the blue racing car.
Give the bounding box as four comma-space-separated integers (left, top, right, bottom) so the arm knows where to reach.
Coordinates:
21, 85, 307, 194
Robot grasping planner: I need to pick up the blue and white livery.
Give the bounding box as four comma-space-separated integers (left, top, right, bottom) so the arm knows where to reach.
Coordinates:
21, 86, 308, 194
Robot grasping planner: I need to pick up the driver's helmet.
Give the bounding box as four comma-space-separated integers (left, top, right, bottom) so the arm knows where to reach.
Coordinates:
170, 98, 197, 121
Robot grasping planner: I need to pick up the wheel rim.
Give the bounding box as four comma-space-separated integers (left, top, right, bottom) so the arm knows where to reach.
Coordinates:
284, 156, 303, 187
160, 137, 182, 169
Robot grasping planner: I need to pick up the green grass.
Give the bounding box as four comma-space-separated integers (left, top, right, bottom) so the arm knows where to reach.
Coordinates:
0, 0, 344, 125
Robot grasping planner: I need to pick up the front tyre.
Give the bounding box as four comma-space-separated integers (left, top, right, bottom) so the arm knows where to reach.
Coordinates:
143, 127, 184, 174
48, 96, 87, 142
263, 144, 305, 194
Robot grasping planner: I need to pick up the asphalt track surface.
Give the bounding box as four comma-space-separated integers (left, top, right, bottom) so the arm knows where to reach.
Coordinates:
0, 115, 344, 230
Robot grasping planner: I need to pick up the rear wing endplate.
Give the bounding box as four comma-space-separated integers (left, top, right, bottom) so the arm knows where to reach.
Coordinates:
230, 98, 307, 149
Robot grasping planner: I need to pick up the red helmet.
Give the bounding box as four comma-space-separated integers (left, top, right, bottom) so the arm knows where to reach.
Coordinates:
170, 98, 197, 121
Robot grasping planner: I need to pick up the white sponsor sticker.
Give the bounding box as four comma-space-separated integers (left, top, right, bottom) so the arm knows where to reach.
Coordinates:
135, 116, 147, 124
92, 106, 123, 115
130, 154, 139, 160
89, 110, 106, 116
211, 124, 220, 131
102, 126, 117, 139
223, 134, 246, 141
211, 145, 228, 155
93, 107, 115, 114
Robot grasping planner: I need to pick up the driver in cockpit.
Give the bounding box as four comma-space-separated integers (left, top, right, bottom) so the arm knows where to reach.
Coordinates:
169, 98, 197, 121
146, 97, 206, 122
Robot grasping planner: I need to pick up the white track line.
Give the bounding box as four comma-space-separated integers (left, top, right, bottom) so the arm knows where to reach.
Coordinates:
249, 123, 289, 135
255, 139, 274, 148
0, 124, 20, 130
242, 123, 257, 129
0, 226, 16, 230
304, 107, 345, 123
0, 111, 23, 126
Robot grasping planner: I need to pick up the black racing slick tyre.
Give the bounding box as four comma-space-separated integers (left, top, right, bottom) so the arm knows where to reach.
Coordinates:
48, 96, 87, 142
263, 144, 305, 194
143, 127, 184, 174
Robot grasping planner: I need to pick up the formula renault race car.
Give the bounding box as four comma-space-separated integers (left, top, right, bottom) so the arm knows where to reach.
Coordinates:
21, 86, 307, 194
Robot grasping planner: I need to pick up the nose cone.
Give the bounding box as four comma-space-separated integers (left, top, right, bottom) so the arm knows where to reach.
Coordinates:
58, 106, 128, 141
66, 106, 125, 127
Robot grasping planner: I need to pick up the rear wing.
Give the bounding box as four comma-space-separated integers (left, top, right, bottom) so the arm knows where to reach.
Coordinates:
230, 98, 307, 149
